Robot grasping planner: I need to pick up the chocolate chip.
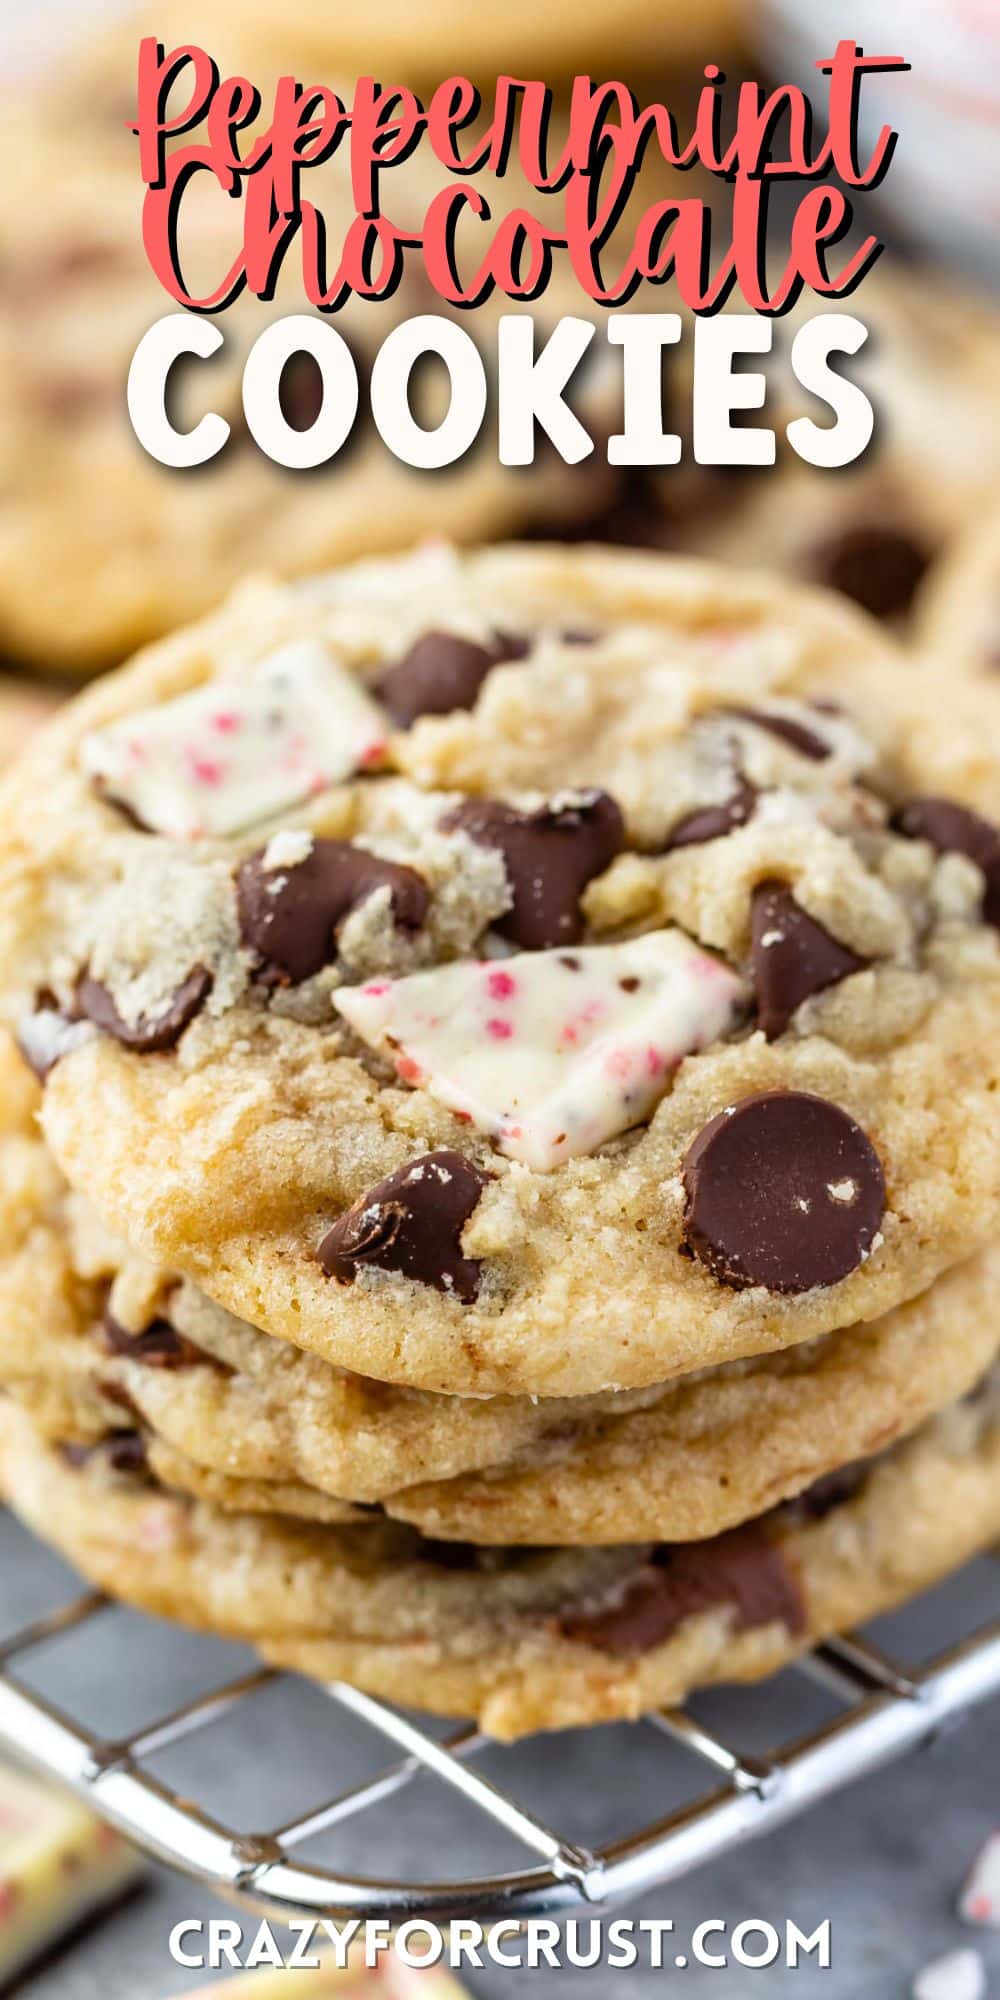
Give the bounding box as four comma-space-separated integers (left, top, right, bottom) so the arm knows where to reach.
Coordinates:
559, 1526, 805, 1656
665, 777, 758, 851
441, 790, 624, 949
237, 840, 430, 986
318, 1149, 488, 1302
895, 796, 1000, 929
729, 707, 832, 761
751, 881, 868, 1039
76, 967, 212, 1052
813, 523, 931, 622
683, 1089, 886, 1294
102, 1311, 207, 1371
377, 630, 530, 727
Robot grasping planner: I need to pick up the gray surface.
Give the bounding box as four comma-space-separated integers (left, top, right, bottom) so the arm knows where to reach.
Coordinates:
2, 1508, 998, 1998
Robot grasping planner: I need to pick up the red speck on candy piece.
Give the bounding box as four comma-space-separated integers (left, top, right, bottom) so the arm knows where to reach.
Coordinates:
186, 749, 225, 786
363, 981, 390, 997
395, 1055, 423, 1082
487, 1017, 514, 1040
358, 740, 387, 767
210, 710, 241, 734
646, 1045, 664, 1076
486, 969, 516, 1000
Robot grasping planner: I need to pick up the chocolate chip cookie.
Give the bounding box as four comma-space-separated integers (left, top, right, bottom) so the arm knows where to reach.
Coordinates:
1, 1370, 997, 1738
6, 1029, 998, 1542
5, 545, 1000, 1397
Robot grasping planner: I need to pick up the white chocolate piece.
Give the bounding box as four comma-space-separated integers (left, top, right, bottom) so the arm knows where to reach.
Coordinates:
912, 1948, 986, 2000
184, 1960, 471, 1997
80, 641, 387, 839
336, 929, 746, 1170
0, 1759, 143, 1983
961, 1830, 1000, 1928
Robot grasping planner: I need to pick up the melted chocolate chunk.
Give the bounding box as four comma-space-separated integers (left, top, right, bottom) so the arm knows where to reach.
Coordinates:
683, 1089, 886, 1294
61, 1430, 150, 1478
441, 791, 624, 950
665, 777, 758, 851
895, 796, 1000, 929
751, 882, 868, 1039
559, 1526, 805, 1656
237, 840, 430, 986
318, 1150, 488, 1302
377, 630, 530, 727
729, 707, 832, 761
813, 523, 931, 622
779, 1456, 874, 1526
76, 967, 212, 1052
102, 1311, 207, 1371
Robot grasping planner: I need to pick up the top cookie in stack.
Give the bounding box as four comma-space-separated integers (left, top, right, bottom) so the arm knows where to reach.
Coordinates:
2, 543, 1000, 1403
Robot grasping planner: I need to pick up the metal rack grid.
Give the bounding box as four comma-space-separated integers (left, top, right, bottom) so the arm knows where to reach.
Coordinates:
0, 1586, 998, 1924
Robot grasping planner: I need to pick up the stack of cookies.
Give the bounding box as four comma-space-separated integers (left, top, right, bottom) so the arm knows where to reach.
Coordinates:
1, 542, 999, 1739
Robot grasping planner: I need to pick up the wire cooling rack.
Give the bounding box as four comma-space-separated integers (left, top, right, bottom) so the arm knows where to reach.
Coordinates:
0, 1577, 998, 1924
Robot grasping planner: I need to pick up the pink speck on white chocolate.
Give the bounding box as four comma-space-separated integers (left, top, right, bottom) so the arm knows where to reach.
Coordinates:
487, 969, 516, 1000
334, 929, 746, 1171
185, 748, 225, 788
79, 638, 389, 839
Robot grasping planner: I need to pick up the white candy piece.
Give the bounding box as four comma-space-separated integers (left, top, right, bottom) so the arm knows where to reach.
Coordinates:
0, 1759, 144, 1984
961, 1830, 1000, 1928
912, 1947, 986, 2000
335, 929, 746, 1171
81, 641, 387, 839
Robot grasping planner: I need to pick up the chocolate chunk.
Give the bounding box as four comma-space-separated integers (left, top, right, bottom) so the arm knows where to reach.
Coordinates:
418, 1540, 483, 1571
666, 777, 758, 851
895, 796, 1000, 929
377, 630, 530, 727
751, 881, 868, 1039
61, 1430, 150, 1478
278, 351, 325, 431
778, 1456, 874, 1526
102, 1311, 207, 1371
318, 1149, 488, 1302
683, 1089, 886, 1294
16, 991, 91, 1079
76, 967, 212, 1052
813, 523, 930, 622
237, 840, 430, 986
441, 790, 624, 949
559, 1526, 805, 1656
729, 707, 832, 761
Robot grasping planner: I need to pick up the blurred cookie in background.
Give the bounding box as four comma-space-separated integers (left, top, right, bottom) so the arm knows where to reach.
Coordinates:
559, 268, 1000, 631
0, 676, 61, 768
916, 506, 1000, 678
0, 2, 690, 675
167, 0, 741, 80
